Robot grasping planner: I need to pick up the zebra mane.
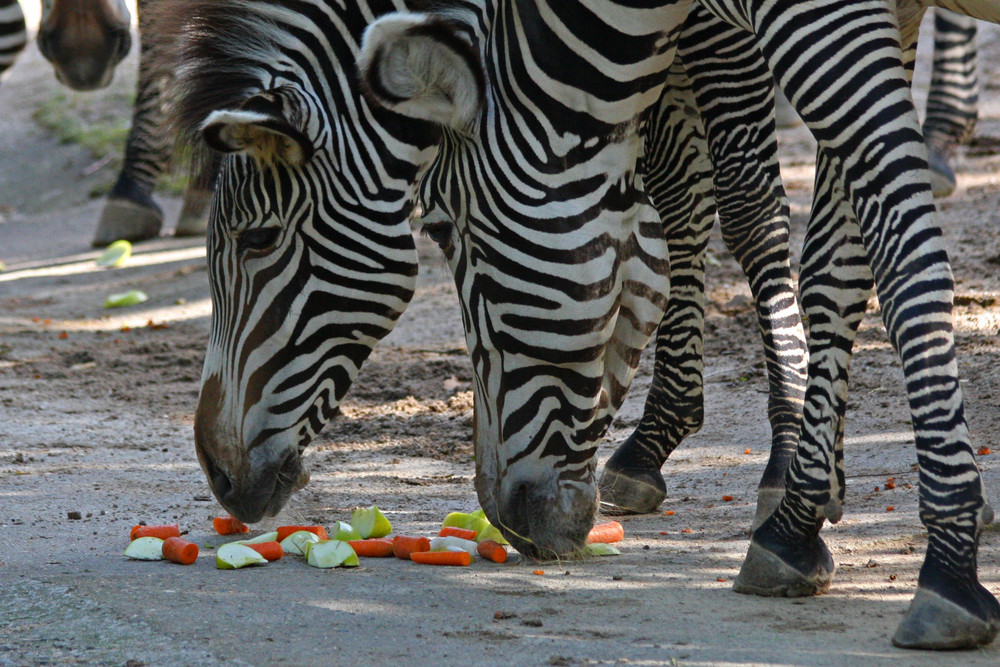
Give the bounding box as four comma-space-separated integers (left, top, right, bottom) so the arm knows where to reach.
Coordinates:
149, 0, 298, 146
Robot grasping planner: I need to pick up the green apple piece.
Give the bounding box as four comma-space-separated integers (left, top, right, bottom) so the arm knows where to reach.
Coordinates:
583, 543, 620, 557
306, 540, 359, 568
350, 505, 392, 538
103, 289, 148, 309
332, 521, 361, 542
475, 523, 509, 545
124, 536, 165, 560
429, 536, 478, 556
280, 530, 320, 556
442, 511, 488, 535
96, 240, 133, 268
239, 531, 279, 545
215, 543, 268, 569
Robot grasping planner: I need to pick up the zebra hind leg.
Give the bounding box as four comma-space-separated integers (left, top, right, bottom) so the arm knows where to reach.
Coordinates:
599, 59, 714, 515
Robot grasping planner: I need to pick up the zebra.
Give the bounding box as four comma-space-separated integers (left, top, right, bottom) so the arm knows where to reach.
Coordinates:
154, 0, 999, 649
924, 9, 978, 197
0, 0, 212, 244
0, 0, 26, 83
0, 0, 131, 89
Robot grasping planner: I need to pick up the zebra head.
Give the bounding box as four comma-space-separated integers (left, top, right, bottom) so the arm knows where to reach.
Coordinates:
359, 8, 672, 558
159, 0, 441, 522
36, 0, 132, 91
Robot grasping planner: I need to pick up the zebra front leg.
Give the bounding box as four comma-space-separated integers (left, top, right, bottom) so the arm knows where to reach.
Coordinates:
599, 59, 715, 515
93, 0, 167, 246
736, 1, 998, 647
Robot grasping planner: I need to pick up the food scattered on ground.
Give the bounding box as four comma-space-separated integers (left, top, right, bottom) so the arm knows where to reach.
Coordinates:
215, 543, 268, 569
347, 538, 395, 557
429, 535, 479, 556
162, 537, 199, 565
332, 521, 362, 541
410, 550, 472, 567
306, 540, 359, 568
239, 531, 279, 545
103, 290, 148, 309
95, 240, 132, 268
584, 543, 621, 557
477, 540, 508, 563
351, 505, 392, 539
279, 530, 321, 556
392, 536, 432, 560
124, 536, 165, 561
213, 515, 249, 535
439, 526, 478, 540
130, 524, 180, 541
586, 521, 624, 544
246, 541, 284, 562
276, 525, 330, 542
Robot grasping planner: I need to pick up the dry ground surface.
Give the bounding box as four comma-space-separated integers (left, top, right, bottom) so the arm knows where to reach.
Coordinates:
2, 10, 1000, 667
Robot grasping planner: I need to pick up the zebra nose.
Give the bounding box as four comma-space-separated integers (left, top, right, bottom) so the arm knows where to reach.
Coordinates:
494, 477, 596, 560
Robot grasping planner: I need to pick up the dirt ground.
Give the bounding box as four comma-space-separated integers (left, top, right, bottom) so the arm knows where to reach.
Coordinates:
1, 9, 1000, 667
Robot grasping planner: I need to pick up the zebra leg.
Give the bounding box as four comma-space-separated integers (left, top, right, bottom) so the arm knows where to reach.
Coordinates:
678, 11, 808, 529
0, 0, 27, 85
599, 59, 715, 515
733, 1, 999, 648
924, 10, 978, 198
93, 0, 168, 247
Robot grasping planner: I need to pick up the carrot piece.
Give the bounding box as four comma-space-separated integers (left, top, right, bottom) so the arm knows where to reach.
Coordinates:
532, 570, 545, 576
213, 516, 250, 535
722, 495, 734, 502
392, 535, 431, 560
348, 538, 395, 558
586, 521, 624, 544
162, 537, 199, 565
130, 524, 180, 541
476, 539, 508, 563
275, 525, 329, 542
439, 526, 478, 540
663, 510, 675, 516
410, 550, 471, 566
246, 541, 284, 561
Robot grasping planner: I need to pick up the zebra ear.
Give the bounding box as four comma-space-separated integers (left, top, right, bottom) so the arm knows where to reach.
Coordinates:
200, 91, 315, 166
358, 12, 485, 131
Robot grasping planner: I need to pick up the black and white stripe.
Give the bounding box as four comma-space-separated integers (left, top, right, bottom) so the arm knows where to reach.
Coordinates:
0, 0, 27, 82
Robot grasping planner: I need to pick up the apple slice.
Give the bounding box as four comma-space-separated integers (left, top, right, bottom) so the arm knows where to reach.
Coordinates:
96, 240, 132, 268
429, 536, 478, 556
280, 530, 320, 556
306, 540, 359, 568
583, 543, 620, 557
215, 543, 268, 569
332, 521, 361, 541
103, 290, 148, 309
124, 536, 165, 560
351, 505, 392, 538
239, 531, 280, 545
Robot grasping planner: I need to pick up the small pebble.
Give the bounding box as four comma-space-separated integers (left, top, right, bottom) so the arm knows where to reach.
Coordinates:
67, 511, 82, 520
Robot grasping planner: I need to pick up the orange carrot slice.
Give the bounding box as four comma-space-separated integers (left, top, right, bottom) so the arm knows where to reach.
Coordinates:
246, 541, 284, 561
439, 526, 478, 540
275, 525, 329, 542
213, 516, 249, 535
586, 521, 624, 544
348, 538, 395, 557
392, 536, 431, 560
130, 524, 180, 541
162, 537, 199, 565
476, 540, 507, 563
410, 550, 471, 566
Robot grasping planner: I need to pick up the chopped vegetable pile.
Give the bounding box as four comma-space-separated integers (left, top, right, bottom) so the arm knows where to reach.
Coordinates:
123, 508, 625, 571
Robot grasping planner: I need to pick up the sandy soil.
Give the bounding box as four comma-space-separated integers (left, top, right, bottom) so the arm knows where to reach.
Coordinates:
1, 12, 999, 667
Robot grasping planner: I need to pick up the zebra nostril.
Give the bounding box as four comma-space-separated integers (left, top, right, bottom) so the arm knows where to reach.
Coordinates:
204, 457, 234, 501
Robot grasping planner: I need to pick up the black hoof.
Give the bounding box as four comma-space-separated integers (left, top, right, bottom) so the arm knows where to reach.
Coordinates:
734, 517, 833, 597
174, 187, 213, 237
92, 198, 163, 246
927, 146, 956, 198
893, 586, 1000, 649
598, 465, 666, 515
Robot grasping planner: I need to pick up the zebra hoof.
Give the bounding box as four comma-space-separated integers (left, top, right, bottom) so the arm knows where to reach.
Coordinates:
598, 465, 666, 515
927, 147, 956, 198
733, 525, 834, 597
893, 586, 1000, 650
174, 188, 213, 237
92, 198, 163, 247
751, 488, 784, 531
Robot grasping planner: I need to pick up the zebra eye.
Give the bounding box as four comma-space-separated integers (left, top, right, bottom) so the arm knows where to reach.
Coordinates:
421, 221, 454, 248
237, 227, 281, 253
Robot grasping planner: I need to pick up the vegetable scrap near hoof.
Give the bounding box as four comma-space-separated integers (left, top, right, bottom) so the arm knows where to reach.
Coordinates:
213, 515, 249, 535
120, 507, 624, 572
